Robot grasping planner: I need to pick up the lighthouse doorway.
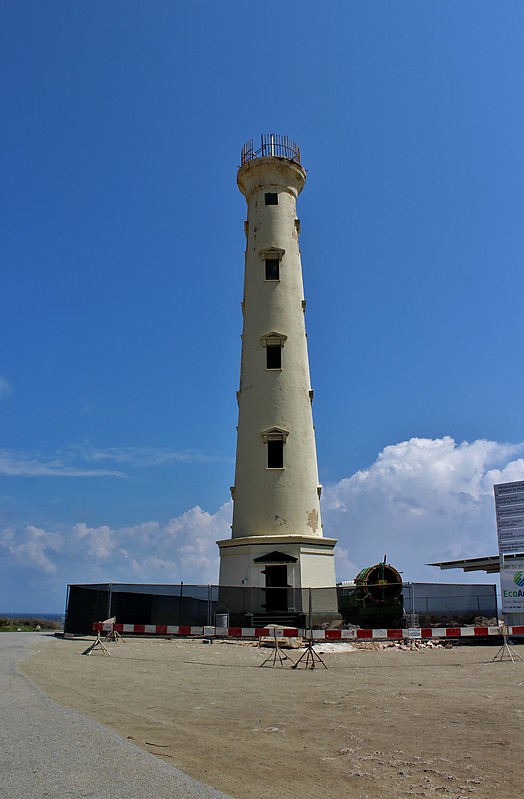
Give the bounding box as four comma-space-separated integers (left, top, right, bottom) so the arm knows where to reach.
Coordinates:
262, 565, 289, 612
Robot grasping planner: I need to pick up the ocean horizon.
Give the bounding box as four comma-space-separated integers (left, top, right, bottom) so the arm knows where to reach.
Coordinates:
0, 613, 63, 620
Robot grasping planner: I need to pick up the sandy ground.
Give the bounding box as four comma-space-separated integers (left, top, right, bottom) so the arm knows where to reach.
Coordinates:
22, 635, 524, 799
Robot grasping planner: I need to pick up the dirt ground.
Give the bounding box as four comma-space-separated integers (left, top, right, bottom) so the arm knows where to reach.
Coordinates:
22, 635, 524, 799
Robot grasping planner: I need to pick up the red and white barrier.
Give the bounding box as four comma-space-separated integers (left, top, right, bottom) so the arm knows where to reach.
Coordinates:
93, 622, 524, 640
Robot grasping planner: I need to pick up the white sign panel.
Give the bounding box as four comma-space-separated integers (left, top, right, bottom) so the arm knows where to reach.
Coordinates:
494, 481, 524, 554
500, 561, 524, 612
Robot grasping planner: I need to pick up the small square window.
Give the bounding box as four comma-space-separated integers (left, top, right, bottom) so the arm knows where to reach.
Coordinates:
266, 345, 282, 369
265, 192, 278, 205
267, 440, 284, 468
265, 258, 280, 280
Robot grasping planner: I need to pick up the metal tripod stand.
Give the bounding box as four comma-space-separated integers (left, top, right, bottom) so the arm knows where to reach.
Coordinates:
260, 629, 296, 668
291, 637, 327, 670
291, 591, 328, 670
492, 625, 524, 663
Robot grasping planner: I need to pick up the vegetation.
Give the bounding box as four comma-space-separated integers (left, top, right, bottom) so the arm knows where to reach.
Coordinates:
0, 617, 62, 632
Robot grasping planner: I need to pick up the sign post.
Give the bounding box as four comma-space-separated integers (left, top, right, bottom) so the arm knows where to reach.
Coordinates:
499, 560, 524, 614
494, 481, 524, 555
493, 481, 524, 661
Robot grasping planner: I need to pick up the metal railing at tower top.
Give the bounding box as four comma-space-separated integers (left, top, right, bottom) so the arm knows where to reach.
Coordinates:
241, 134, 301, 165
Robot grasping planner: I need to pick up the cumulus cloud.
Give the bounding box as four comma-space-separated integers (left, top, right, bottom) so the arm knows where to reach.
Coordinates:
323, 436, 524, 582
2, 437, 524, 605
0, 502, 233, 587
1, 525, 61, 574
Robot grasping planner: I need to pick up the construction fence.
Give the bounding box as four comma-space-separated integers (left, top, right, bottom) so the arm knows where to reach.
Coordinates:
64, 581, 498, 635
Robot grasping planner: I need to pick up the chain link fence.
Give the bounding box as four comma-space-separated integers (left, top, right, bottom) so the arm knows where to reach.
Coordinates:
64, 581, 498, 635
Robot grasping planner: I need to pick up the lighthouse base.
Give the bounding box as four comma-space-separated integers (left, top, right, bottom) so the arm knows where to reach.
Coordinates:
216, 535, 341, 628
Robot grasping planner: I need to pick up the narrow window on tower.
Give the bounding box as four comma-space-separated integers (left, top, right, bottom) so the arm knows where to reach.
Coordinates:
261, 332, 287, 366
265, 192, 278, 205
267, 439, 284, 469
260, 247, 284, 281
265, 258, 279, 281
266, 344, 282, 370
262, 427, 288, 469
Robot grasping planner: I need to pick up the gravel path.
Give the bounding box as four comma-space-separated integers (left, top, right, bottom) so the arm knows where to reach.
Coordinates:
0, 633, 233, 799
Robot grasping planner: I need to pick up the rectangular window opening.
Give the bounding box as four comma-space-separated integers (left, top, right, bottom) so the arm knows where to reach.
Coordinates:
267, 440, 284, 468
266, 345, 282, 369
265, 192, 278, 206
265, 258, 280, 280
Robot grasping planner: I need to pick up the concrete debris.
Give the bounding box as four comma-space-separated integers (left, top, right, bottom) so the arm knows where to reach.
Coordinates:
473, 616, 500, 626
212, 637, 454, 652
320, 640, 449, 652
379, 640, 448, 651
313, 643, 356, 653
258, 637, 303, 649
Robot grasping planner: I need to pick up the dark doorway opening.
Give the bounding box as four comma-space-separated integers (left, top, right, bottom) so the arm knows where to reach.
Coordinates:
262, 565, 289, 612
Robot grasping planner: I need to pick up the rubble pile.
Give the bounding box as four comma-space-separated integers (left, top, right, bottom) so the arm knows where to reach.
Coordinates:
382, 639, 451, 651
474, 616, 501, 626
352, 640, 451, 651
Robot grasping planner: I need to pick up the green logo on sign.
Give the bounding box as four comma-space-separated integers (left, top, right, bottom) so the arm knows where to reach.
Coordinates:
513, 571, 524, 587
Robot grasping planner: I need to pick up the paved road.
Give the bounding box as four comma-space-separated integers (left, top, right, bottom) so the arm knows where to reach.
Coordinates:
0, 633, 233, 799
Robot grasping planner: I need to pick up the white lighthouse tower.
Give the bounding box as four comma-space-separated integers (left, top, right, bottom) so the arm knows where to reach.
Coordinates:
217, 135, 339, 626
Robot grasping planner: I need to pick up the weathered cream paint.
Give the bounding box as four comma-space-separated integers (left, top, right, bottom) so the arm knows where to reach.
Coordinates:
232, 157, 322, 539
218, 150, 338, 596
218, 535, 338, 588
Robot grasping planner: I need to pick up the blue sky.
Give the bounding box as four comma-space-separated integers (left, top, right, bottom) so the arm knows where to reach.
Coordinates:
2, 2, 524, 611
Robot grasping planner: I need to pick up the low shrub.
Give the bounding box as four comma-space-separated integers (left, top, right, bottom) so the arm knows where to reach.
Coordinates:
0, 617, 62, 632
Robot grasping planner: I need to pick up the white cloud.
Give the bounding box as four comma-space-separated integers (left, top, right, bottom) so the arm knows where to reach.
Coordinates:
322, 436, 524, 582
2, 437, 524, 599
72, 523, 115, 559
76, 446, 224, 466
0, 444, 227, 478
1, 524, 61, 574
0, 502, 233, 586
0, 450, 127, 478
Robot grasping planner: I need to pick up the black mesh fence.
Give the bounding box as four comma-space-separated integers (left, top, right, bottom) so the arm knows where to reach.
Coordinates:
401, 582, 498, 627
64, 581, 498, 634
65, 584, 219, 634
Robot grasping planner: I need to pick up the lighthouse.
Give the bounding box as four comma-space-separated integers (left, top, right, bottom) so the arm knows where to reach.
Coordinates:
217, 135, 339, 626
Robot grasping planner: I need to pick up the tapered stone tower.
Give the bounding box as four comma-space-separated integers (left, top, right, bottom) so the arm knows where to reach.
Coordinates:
217, 135, 338, 625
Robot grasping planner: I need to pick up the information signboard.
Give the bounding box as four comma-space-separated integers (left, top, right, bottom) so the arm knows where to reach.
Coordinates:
500, 561, 524, 613
494, 481, 524, 554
